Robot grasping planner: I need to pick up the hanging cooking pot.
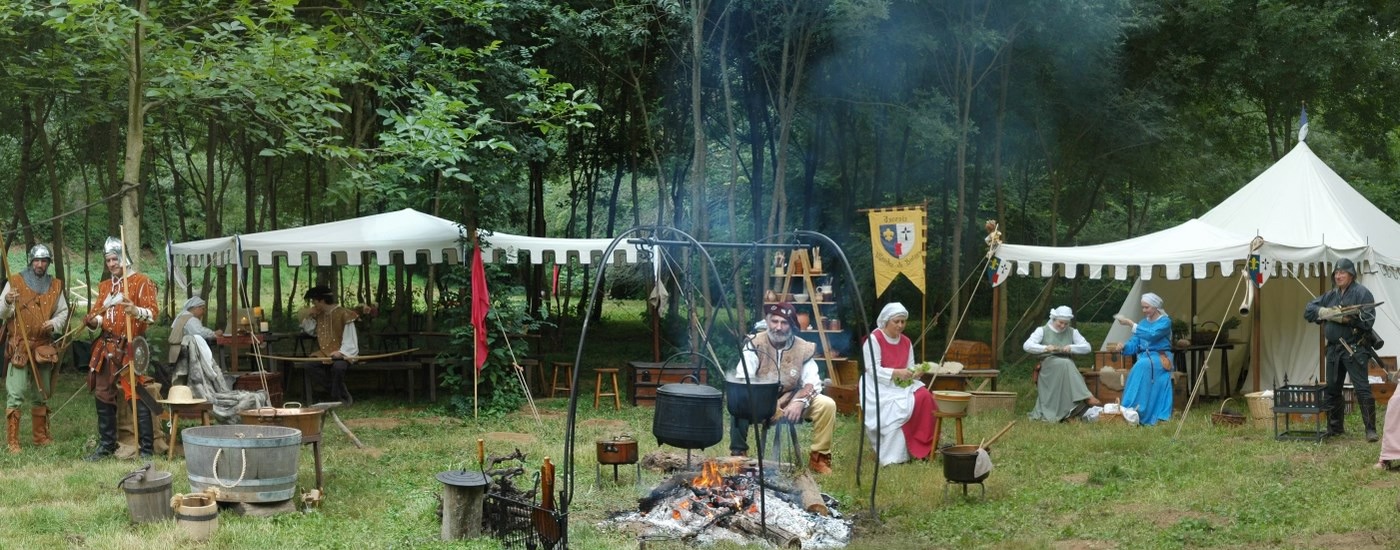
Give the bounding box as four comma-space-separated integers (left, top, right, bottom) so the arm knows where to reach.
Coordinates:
652, 375, 723, 450
725, 378, 783, 423
596, 435, 639, 465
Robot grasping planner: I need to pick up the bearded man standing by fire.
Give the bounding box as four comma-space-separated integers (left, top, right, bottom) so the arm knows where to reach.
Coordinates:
83, 237, 160, 460
0, 244, 68, 454
729, 302, 837, 474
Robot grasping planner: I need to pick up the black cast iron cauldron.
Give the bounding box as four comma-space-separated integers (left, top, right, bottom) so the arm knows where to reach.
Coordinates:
652, 375, 723, 449
941, 445, 991, 483
724, 379, 783, 423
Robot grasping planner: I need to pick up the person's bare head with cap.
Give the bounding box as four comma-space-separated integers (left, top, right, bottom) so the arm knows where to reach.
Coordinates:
764, 302, 798, 347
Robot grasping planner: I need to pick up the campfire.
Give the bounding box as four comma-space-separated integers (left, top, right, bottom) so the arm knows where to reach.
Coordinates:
608, 457, 850, 549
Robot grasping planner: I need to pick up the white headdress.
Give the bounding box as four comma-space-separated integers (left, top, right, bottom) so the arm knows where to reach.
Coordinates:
877, 302, 909, 328
181, 296, 207, 312
1048, 306, 1074, 321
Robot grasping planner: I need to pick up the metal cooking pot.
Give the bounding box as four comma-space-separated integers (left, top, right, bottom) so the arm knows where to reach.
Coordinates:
238, 402, 323, 439
941, 445, 990, 483
724, 379, 783, 423
652, 375, 723, 450
596, 435, 639, 465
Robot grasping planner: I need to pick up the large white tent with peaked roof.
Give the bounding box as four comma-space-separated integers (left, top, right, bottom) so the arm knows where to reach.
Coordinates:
996, 142, 1400, 391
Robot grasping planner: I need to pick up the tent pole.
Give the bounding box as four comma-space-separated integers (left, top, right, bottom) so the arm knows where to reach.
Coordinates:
1260, 281, 1271, 391
990, 283, 1001, 368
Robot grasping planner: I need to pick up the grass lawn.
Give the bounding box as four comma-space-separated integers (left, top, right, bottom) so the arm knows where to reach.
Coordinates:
1, 310, 1398, 549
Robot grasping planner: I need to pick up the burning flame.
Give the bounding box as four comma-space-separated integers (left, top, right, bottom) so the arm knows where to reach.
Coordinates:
691, 460, 738, 489
672, 510, 681, 520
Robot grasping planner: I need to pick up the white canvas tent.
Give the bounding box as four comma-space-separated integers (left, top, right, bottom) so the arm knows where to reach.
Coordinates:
166, 208, 643, 269
996, 142, 1400, 391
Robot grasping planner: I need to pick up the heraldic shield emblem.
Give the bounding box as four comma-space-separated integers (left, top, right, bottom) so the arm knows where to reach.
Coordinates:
880, 223, 917, 260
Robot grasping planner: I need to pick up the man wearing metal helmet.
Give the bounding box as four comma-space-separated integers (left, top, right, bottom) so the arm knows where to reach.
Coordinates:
82, 237, 160, 460
1304, 258, 1380, 441
0, 244, 68, 454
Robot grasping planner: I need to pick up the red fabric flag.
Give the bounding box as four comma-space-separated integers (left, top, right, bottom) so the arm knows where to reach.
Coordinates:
551, 264, 560, 297
471, 246, 490, 373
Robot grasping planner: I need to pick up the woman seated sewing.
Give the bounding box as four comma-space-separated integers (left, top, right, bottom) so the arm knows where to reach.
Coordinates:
1024, 306, 1100, 422
861, 303, 936, 465
1110, 292, 1175, 426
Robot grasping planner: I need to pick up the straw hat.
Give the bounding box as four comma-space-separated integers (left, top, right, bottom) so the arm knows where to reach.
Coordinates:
158, 385, 206, 405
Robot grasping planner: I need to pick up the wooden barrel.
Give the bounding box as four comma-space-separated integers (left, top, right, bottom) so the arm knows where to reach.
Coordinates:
120, 469, 174, 524
183, 425, 301, 503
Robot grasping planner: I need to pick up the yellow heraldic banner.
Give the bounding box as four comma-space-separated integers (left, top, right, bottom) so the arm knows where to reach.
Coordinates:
868, 207, 927, 297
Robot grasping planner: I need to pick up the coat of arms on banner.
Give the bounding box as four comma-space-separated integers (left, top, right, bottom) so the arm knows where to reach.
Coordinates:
1247, 254, 1271, 286
986, 256, 1012, 287
879, 223, 917, 260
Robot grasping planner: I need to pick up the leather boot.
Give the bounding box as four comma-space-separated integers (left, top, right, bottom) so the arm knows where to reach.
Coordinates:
31, 405, 51, 446
6, 409, 20, 454
809, 451, 832, 475
1361, 396, 1379, 442
84, 401, 118, 461
136, 402, 155, 459
1325, 395, 1345, 437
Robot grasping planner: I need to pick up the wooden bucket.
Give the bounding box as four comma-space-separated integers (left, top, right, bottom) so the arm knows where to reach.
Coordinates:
121, 469, 174, 524
183, 425, 301, 503
172, 490, 220, 540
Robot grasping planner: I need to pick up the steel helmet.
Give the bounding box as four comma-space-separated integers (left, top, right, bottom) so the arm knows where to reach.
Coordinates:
28, 244, 51, 262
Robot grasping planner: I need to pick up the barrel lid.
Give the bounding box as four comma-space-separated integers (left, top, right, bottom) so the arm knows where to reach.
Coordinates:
656, 382, 721, 397
436, 470, 488, 487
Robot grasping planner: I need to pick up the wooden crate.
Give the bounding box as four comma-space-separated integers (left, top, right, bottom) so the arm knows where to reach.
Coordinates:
1095, 351, 1133, 371
629, 363, 707, 407
824, 384, 859, 415
944, 340, 991, 370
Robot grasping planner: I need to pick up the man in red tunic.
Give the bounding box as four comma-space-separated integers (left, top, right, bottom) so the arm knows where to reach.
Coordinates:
83, 237, 160, 461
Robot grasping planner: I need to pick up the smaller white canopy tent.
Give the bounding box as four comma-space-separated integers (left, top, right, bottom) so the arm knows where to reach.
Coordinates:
166, 208, 644, 269
997, 142, 1400, 391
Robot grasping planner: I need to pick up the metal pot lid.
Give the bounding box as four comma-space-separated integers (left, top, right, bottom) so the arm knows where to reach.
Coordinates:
435, 470, 488, 487
656, 382, 721, 397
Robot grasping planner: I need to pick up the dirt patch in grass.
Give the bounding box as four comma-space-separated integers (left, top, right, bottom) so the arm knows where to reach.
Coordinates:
346, 417, 404, 430
1061, 472, 1090, 485
1297, 531, 1391, 549
484, 432, 537, 445
1363, 475, 1400, 490
348, 446, 385, 459
580, 419, 629, 431
1052, 540, 1117, 550
1111, 503, 1229, 530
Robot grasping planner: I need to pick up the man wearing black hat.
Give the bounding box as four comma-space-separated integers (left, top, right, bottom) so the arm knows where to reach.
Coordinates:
299, 286, 360, 404
1304, 258, 1380, 441
729, 302, 837, 474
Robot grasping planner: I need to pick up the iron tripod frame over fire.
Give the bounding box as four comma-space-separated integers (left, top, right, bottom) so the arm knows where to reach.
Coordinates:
560, 226, 882, 548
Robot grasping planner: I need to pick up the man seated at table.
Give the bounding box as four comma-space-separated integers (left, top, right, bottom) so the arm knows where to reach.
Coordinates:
729, 302, 837, 474
299, 286, 359, 405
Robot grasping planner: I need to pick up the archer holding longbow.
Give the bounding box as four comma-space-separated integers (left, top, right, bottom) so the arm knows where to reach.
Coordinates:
0, 244, 68, 454
82, 236, 160, 461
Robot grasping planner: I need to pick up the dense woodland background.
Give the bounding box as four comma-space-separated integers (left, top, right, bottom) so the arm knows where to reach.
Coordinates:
3, 0, 1400, 354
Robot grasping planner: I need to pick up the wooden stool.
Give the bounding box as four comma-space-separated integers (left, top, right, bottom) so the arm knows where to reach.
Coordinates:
933, 410, 966, 446
517, 358, 546, 397
593, 368, 622, 410
165, 402, 214, 459
550, 362, 574, 398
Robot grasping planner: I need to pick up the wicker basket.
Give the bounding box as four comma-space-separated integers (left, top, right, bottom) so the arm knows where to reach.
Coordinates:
1244, 391, 1273, 428
1099, 411, 1123, 424
1211, 398, 1247, 427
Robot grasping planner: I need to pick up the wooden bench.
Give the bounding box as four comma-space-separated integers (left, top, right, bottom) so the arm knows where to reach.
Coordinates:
288, 360, 428, 403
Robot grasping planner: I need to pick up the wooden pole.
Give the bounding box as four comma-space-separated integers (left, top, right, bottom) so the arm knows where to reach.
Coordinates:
990, 283, 1002, 369
0, 241, 47, 400
119, 228, 138, 439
